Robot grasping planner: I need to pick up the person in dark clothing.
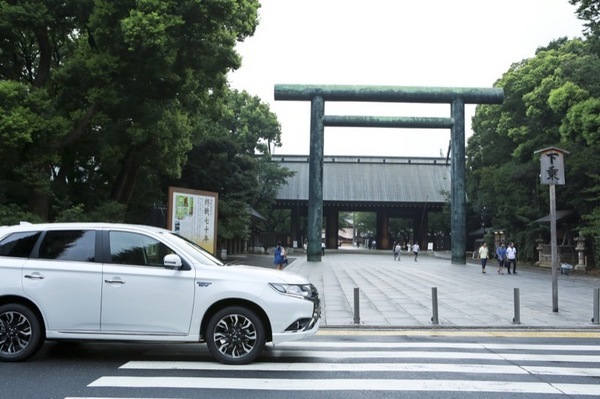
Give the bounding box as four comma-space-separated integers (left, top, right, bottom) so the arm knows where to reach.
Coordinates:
273, 241, 286, 270
496, 243, 506, 275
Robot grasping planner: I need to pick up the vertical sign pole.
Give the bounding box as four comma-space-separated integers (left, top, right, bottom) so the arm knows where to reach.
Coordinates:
535, 146, 568, 313
550, 183, 558, 312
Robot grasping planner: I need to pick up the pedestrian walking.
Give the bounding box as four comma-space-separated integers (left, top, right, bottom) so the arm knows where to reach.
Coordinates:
394, 242, 402, 261
273, 241, 286, 270
506, 242, 517, 274
412, 242, 420, 261
496, 243, 507, 274
478, 242, 490, 273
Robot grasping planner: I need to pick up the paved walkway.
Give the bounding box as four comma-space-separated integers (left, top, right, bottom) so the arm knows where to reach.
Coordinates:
232, 248, 600, 329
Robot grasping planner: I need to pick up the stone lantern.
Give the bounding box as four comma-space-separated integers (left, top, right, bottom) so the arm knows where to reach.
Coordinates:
535, 238, 545, 267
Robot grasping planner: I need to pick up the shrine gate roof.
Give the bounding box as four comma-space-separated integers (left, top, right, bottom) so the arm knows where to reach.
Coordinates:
274, 155, 451, 207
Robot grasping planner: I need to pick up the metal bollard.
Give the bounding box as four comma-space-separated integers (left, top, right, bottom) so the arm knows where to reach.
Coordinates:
353, 287, 360, 324
513, 288, 521, 324
431, 287, 439, 325
593, 288, 599, 325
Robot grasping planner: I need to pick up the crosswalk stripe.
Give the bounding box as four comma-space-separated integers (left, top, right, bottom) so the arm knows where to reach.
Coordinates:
274, 341, 600, 351
120, 361, 600, 377
88, 377, 599, 395
316, 329, 600, 338
527, 365, 600, 377
261, 350, 600, 362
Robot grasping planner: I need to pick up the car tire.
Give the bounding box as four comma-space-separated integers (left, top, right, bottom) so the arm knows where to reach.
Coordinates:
206, 306, 265, 365
0, 303, 44, 362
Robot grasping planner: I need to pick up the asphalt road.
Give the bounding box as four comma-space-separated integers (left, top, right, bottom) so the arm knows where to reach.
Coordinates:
2, 330, 599, 399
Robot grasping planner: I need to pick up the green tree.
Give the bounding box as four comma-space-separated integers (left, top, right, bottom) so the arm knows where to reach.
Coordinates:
353, 212, 376, 240
176, 89, 293, 243
0, 0, 259, 222
568, 1, 600, 267
388, 217, 413, 245
570, 0, 600, 47
427, 189, 451, 248
467, 38, 600, 263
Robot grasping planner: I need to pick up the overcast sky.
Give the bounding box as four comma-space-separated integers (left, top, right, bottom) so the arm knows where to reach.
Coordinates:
228, 0, 584, 158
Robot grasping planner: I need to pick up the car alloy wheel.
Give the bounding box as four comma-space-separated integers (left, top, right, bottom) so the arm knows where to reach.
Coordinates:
206, 306, 265, 365
0, 304, 43, 362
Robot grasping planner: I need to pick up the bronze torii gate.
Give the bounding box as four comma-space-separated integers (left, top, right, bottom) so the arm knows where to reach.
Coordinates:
274, 85, 504, 264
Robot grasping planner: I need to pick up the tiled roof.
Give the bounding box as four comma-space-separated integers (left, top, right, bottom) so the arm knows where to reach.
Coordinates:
274, 155, 451, 204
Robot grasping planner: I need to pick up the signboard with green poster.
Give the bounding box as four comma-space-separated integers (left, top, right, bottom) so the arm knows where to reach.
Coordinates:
167, 186, 218, 256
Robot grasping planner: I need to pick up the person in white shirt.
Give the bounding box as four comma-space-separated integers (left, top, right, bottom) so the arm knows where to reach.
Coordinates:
412, 242, 420, 261
506, 242, 517, 274
394, 242, 402, 261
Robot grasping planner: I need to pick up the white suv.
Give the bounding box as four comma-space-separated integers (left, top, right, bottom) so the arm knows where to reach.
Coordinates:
0, 223, 320, 364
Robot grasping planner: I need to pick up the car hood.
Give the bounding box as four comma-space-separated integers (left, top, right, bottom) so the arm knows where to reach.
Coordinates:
222, 264, 310, 285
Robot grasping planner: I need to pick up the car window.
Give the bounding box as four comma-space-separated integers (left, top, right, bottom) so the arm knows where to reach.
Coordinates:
0, 231, 42, 258
109, 231, 173, 267
38, 230, 96, 262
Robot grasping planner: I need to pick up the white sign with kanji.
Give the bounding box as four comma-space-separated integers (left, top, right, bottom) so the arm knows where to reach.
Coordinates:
540, 150, 565, 185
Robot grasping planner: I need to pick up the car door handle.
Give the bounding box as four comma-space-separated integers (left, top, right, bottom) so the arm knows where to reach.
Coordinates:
24, 274, 45, 280
104, 279, 125, 284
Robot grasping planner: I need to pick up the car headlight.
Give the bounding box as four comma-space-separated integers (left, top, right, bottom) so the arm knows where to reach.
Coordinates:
269, 283, 312, 298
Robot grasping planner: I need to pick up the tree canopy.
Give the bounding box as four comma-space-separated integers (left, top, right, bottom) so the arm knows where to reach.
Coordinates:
0, 1, 273, 233
174, 89, 293, 242
0, 0, 295, 247
467, 37, 600, 264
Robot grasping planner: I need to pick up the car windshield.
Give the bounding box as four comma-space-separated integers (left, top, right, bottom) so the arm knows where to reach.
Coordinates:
168, 232, 225, 266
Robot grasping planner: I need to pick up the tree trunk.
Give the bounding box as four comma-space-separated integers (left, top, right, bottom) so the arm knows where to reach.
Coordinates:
28, 190, 49, 221
110, 148, 141, 205
33, 27, 51, 88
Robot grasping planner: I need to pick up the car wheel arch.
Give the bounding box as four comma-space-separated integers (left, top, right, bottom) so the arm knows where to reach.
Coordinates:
200, 299, 272, 343
0, 299, 46, 361
0, 296, 46, 336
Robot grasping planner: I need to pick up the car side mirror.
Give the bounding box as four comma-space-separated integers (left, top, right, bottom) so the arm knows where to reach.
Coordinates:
164, 254, 182, 270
